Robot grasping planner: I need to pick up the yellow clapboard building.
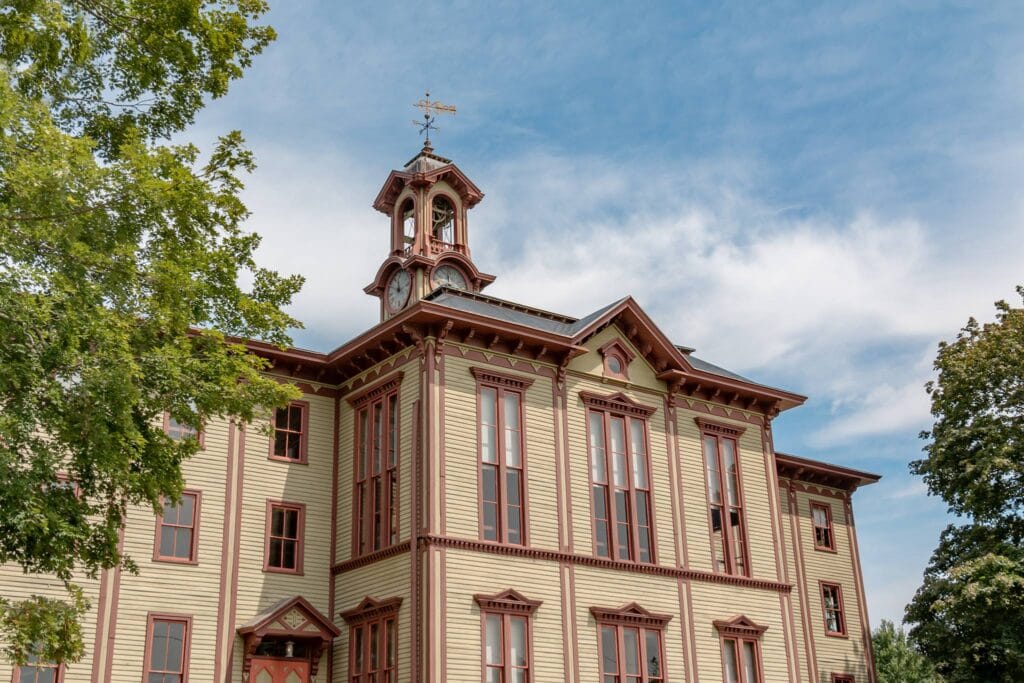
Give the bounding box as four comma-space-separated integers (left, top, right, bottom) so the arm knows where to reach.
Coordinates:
2, 144, 879, 683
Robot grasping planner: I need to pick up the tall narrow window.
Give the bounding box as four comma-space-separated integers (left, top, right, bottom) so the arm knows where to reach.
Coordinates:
401, 198, 416, 249
154, 491, 200, 563
585, 394, 655, 563
714, 615, 767, 683
821, 583, 847, 636
341, 597, 401, 683
265, 502, 304, 573
431, 196, 455, 244
811, 502, 835, 551
15, 652, 61, 683
479, 378, 527, 545
591, 603, 669, 683
700, 424, 748, 576
352, 377, 401, 555
271, 401, 308, 463
144, 614, 190, 683
475, 589, 542, 683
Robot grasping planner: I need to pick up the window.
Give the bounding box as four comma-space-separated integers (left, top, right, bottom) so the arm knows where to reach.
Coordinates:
164, 411, 202, 447
473, 367, 534, 545
831, 675, 855, 683
401, 198, 416, 248
821, 583, 847, 636
811, 502, 835, 551
591, 603, 670, 683
431, 196, 455, 244
144, 614, 190, 683
265, 501, 304, 573
341, 597, 402, 683
699, 422, 749, 575
714, 615, 767, 683
270, 401, 308, 463
15, 652, 61, 683
598, 339, 635, 381
154, 491, 200, 563
354, 384, 400, 555
584, 393, 656, 563
475, 589, 541, 683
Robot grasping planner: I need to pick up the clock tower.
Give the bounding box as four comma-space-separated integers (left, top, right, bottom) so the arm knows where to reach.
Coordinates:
364, 141, 496, 321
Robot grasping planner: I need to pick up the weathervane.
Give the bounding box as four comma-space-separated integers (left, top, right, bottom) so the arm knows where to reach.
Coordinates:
413, 91, 456, 150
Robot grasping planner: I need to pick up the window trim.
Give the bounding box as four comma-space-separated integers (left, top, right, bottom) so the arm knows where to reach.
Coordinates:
349, 374, 403, 557
598, 338, 636, 381
152, 489, 202, 565
428, 191, 459, 248
714, 615, 767, 683
698, 421, 752, 576
475, 589, 541, 683
582, 392, 658, 564
820, 581, 848, 637
811, 501, 837, 552
831, 674, 855, 683
472, 367, 534, 546
12, 659, 64, 683
591, 603, 670, 682
142, 612, 192, 683
263, 500, 305, 575
268, 400, 310, 464
340, 597, 402, 683
162, 411, 204, 449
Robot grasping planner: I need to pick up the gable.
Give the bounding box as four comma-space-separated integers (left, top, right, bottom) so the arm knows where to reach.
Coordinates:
567, 324, 663, 390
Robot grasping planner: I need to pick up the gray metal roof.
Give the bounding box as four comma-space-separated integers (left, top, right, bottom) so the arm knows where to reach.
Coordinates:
686, 355, 755, 383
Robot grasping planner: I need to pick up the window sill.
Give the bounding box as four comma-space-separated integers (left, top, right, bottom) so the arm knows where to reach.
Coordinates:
267, 454, 309, 465
824, 631, 849, 639
153, 555, 199, 566
263, 566, 305, 576
813, 545, 839, 554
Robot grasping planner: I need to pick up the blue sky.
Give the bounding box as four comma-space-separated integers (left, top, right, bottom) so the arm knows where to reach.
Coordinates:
192, 1, 1024, 627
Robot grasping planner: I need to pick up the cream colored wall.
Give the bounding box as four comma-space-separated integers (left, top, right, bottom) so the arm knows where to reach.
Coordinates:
441, 351, 560, 549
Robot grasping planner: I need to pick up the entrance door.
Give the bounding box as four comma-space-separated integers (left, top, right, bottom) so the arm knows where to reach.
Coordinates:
250, 657, 310, 683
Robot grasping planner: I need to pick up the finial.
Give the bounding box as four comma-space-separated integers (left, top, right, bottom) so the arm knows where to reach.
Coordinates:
413, 91, 456, 151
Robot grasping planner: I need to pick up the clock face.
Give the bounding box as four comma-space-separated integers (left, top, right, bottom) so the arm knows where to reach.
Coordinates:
386, 269, 411, 311
432, 264, 467, 291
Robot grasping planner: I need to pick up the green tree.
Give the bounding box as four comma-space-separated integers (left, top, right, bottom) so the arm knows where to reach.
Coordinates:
872, 619, 943, 683
0, 0, 302, 666
907, 289, 1024, 682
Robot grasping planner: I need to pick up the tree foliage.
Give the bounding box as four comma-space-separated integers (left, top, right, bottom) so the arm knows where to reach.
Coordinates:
906, 289, 1024, 682
0, 0, 301, 666
872, 619, 943, 683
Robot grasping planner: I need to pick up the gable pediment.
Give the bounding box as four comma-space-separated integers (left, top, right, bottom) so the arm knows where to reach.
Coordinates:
237, 595, 340, 639
713, 614, 768, 637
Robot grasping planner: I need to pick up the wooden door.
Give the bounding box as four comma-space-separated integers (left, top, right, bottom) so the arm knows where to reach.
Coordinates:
250, 657, 310, 683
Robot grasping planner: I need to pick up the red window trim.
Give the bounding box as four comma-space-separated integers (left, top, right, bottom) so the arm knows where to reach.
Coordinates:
714, 615, 767, 683
142, 612, 192, 683
268, 400, 310, 464
12, 661, 64, 683
152, 489, 202, 565
820, 581, 848, 637
831, 674, 855, 683
263, 500, 305, 575
719, 635, 764, 683
162, 411, 205, 449
351, 382, 401, 557
479, 609, 534, 683
585, 404, 657, 564
598, 338, 636, 381
473, 370, 530, 546
699, 427, 752, 577
473, 588, 542, 615
592, 603, 670, 682
341, 597, 402, 683
811, 501, 837, 552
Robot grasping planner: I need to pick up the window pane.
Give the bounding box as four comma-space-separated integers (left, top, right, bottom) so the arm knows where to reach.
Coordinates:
703, 436, 722, 504
282, 540, 296, 568
730, 509, 746, 572
722, 439, 739, 506
285, 509, 298, 538
601, 626, 618, 674
178, 495, 195, 524
485, 614, 502, 665
165, 622, 185, 671
506, 470, 521, 506
510, 616, 527, 666
370, 623, 379, 669
174, 528, 192, 558
160, 526, 176, 557
373, 404, 383, 473
645, 630, 661, 678
274, 430, 287, 457
742, 641, 758, 683
269, 538, 282, 567
723, 639, 739, 683
504, 392, 521, 431
481, 388, 497, 464
271, 509, 284, 536
275, 407, 289, 429
623, 628, 640, 675
629, 420, 648, 488
610, 419, 627, 487
289, 405, 302, 431
358, 410, 369, 478
388, 394, 398, 467
286, 435, 300, 460
487, 669, 502, 683
589, 412, 606, 483
353, 626, 363, 670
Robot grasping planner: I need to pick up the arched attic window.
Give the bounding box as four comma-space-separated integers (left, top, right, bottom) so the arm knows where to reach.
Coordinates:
400, 198, 415, 251
431, 195, 455, 245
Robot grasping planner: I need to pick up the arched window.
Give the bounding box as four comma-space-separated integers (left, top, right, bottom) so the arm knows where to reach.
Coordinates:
400, 198, 415, 249
431, 196, 455, 244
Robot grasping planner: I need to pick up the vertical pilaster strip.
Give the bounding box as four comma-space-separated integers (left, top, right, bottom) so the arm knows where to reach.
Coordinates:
90, 524, 124, 683
409, 397, 421, 682
763, 422, 799, 683
327, 397, 341, 682
788, 484, 819, 683
224, 425, 246, 682
213, 421, 238, 681
846, 496, 877, 683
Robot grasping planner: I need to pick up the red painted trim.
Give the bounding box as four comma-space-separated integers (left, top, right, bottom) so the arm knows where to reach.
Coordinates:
775, 451, 880, 490
718, 632, 766, 683
100, 524, 124, 683
787, 484, 820, 683
682, 579, 700, 682
478, 608, 534, 683
328, 395, 341, 683
267, 400, 310, 464
831, 674, 856, 683
699, 430, 752, 577
346, 371, 405, 407
594, 618, 668, 682
351, 379, 401, 557
579, 390, 657, 417
811, 501, 837, 552
819, 581, 848, 637
263, 499, 306, 574
152, 489, 202, 564
142, 612, 192, 683
473, 376, 529, 546
846, 498, 877, 683
341, 599, 401, 681
764, 424, 801, 683
694, 416, 747, 437
224, 424, 246, 683
12, 662, 64, 682
213, 422, 237, 682
598, 338, 634, 380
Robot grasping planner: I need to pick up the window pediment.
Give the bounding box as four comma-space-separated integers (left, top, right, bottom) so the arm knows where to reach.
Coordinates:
347, 372, 403, 408
470, 366, 535, 390
590, 602, 672, 628
695, 416, 747, 437
340, 596, 403, 625
580, 391, 656, 417
713, 614, 768, 638
473, 588, 542, 615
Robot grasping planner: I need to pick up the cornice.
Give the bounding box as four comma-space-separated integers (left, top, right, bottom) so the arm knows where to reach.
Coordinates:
470, 366, 536, 390
473, 589, 543, 615
339, 596, 403, 624
694, 416, 747, 438
590, 602, 673, 629
579, 390, 657, 418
